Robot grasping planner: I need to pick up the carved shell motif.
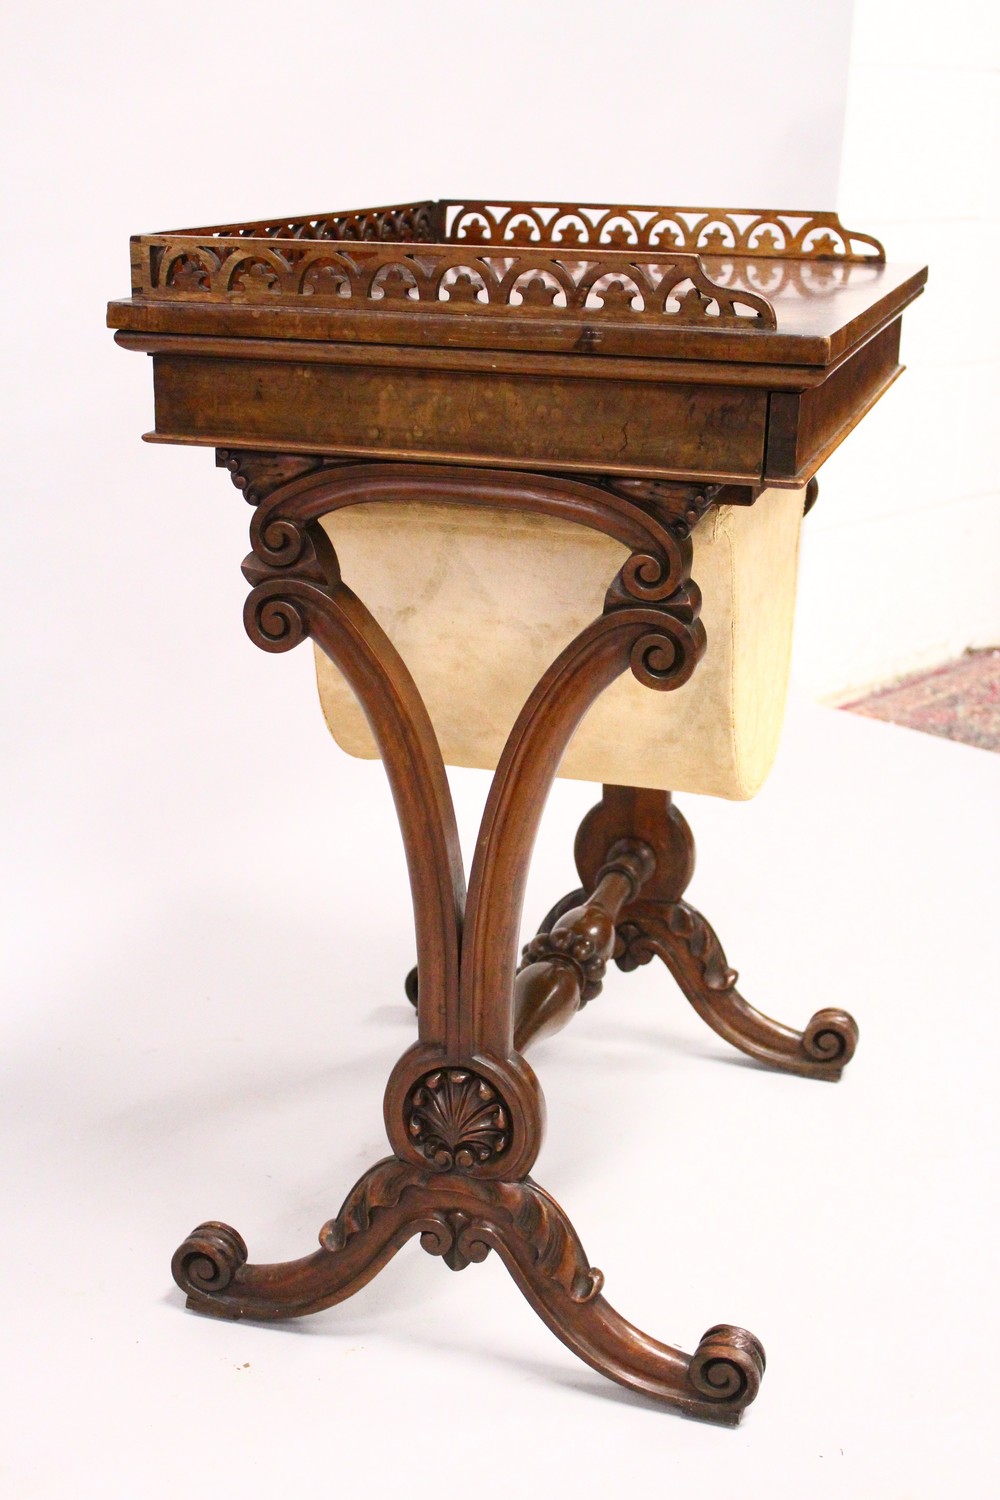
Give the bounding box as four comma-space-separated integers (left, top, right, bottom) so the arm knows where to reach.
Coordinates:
405, 1070, 511, 1171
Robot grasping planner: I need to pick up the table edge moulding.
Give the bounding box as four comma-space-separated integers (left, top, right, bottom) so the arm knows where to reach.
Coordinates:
109, 196, 926, 1424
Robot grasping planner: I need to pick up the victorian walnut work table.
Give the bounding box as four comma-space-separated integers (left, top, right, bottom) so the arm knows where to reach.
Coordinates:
109, 199, 926, 1424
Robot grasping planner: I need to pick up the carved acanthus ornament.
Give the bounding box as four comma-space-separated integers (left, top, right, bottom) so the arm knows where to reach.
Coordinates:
603, 477, 761, 539
171, 1154, 760, 1419
617, 900, 739, 992
317, 1159, 605, 1303
216, 448, 331, 505
616, 896, 859, 1075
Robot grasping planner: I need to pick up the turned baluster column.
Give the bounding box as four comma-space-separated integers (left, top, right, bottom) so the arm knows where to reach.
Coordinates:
514, 839, 656, 1050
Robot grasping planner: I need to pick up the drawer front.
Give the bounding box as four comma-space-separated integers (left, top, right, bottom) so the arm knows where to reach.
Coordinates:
151, 355, 767, 482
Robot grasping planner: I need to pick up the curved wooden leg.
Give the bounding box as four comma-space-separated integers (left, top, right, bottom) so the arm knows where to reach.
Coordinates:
469, 1176, 764, 1423
570, 786, 859, 1080
404, 965, 419, 1008
190, 455, 766, 1422
173, 1156, 763, 1423
618, 898, 858, 1080
172, 1159, 427, 1321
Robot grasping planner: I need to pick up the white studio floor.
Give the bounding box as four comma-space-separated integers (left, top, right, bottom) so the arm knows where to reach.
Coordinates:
3, 696, 998, 1498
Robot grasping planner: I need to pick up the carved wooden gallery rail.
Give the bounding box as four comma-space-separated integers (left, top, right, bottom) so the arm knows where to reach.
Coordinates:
126, 200, 884, 333
111, 196, 926, 1426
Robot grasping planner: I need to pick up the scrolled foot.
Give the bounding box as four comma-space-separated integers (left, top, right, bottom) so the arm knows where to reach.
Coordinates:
171, 1159, 764, 1420
172, 1222, 248, 1298
802, 1007, 859, 1071
172, 1158, 434, 1320
443, 1176, 763, 1422
689, 1324, 766, 1409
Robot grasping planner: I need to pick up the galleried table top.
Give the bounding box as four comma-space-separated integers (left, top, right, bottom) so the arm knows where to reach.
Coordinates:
108, 197, 926, 368
109, 198, 927, 488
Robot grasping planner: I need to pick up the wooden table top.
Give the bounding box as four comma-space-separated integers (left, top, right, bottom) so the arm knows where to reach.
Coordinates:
109, 199, 927, 488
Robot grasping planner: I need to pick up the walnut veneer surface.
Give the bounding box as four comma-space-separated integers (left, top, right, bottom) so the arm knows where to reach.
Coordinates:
110, 197, 925, 1426
110, 197, 926, 487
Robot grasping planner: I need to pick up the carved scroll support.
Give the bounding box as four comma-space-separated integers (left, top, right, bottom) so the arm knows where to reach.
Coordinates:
237, 512, 465, 1059
186, 452, 773, 1421
172, 1156, 764, 1424
224, 452, 711, 1183
570, 786, 859, 1080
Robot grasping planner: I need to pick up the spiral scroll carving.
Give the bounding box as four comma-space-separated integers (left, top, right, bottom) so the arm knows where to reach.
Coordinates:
619, 549, 685, 603
419, 1209, 494, 1273
250, 509, 311, 570
609, 546, 695, 611
608, 606, 704, 692
244, 586, 309, 653
688, 1325, 766, 1406
245, 500, 342, 586
802, 1008, 859, 1067
614, 918, 657, 972
422, 1194, 603, 1301
604, 525, 705, 693
629, 627, 688, 690
172, 1222, 248, 1297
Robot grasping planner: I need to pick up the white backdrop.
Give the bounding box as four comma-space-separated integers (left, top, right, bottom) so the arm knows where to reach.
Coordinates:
4, 5, 1000, 1496
792, 0, 1000, 698
2, 0, 857, 1010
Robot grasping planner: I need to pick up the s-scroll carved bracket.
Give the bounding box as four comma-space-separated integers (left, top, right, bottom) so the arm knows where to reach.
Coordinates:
222, 448, 468, 1085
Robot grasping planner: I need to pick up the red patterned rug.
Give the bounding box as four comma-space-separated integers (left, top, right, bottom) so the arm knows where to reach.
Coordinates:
843, 649, 1000, 752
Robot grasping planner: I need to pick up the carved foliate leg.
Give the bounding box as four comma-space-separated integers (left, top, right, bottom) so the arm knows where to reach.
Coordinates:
570, 786, 859, 1079
617, 897, 859, 1078
173, 1154, 763, 1424
175, 454, 766, 1422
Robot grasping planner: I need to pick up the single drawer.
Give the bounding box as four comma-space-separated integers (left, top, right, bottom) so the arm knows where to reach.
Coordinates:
151, 353, 768, 482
